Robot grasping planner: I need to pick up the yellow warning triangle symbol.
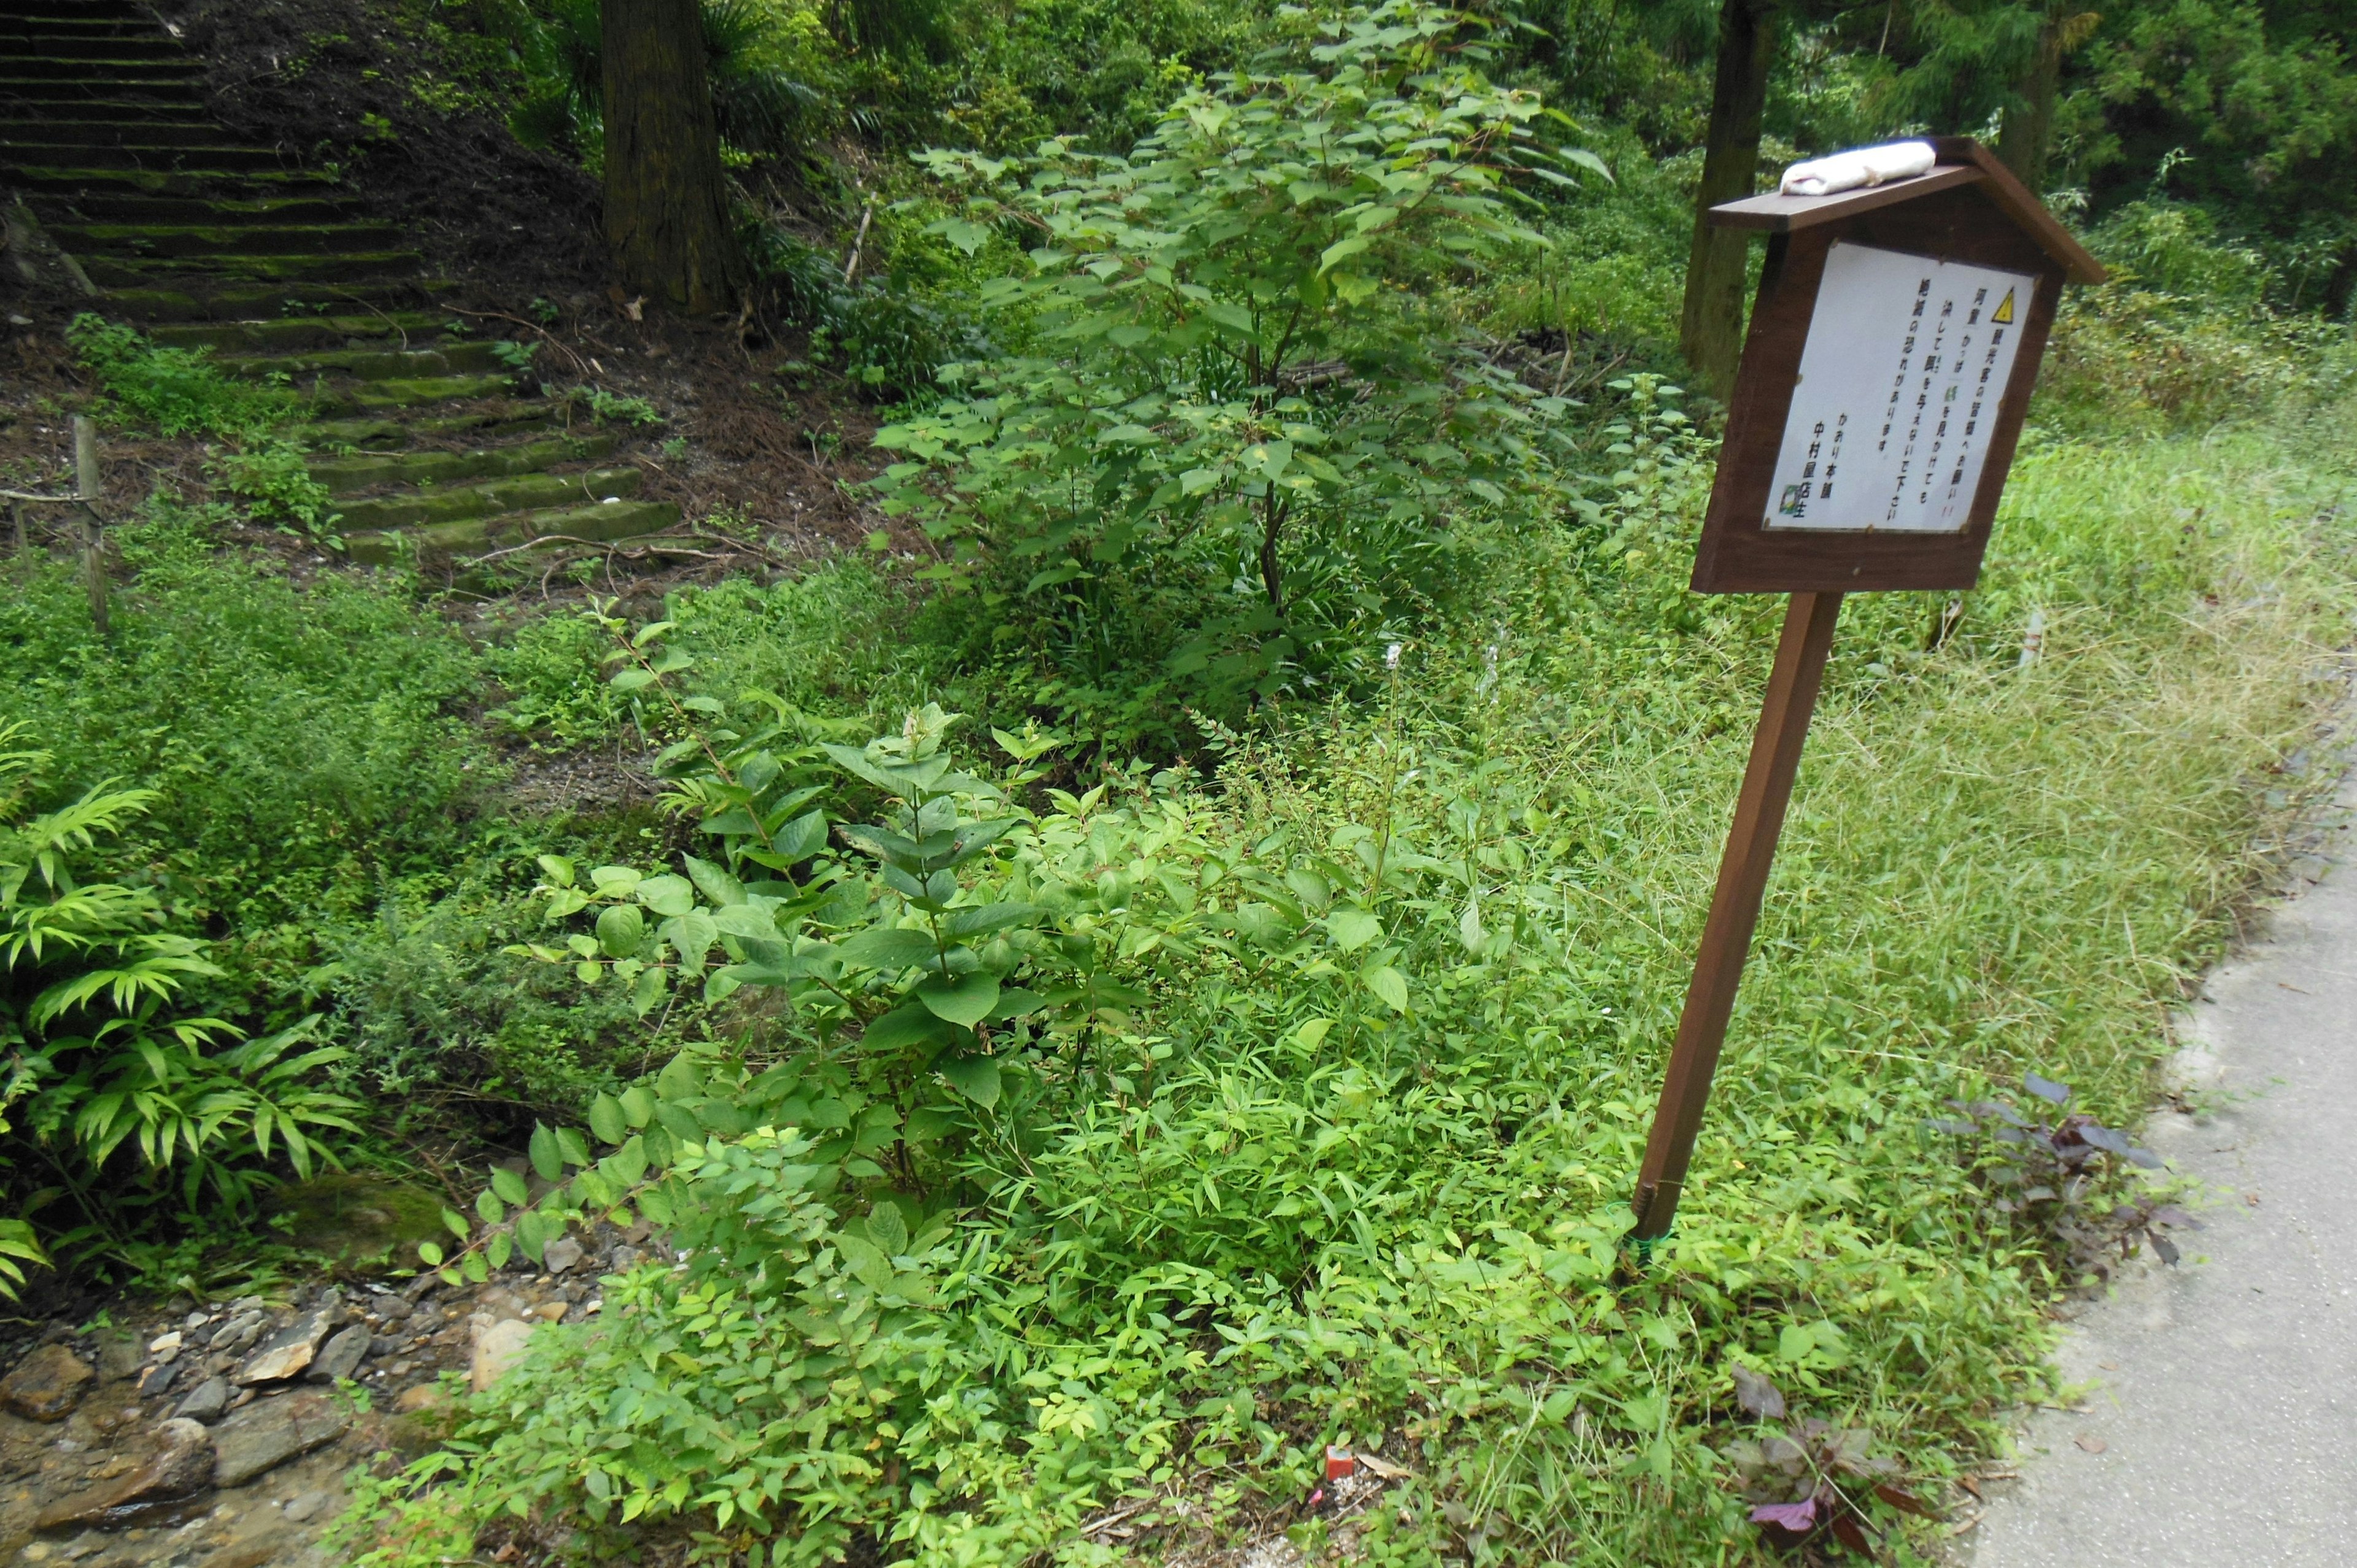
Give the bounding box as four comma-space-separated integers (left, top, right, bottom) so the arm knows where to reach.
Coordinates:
1992, 288, 2016, 324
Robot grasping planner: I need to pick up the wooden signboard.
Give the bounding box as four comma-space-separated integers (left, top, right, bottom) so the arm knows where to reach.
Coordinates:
1630, 138, 2103, 1242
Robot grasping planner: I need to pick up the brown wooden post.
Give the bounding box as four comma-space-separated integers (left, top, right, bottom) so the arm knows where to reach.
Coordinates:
73, 414, 107, 637
1630, 589, 1843, 1240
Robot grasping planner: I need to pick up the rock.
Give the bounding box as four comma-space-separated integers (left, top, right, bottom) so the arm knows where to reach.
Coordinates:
209, 1311, 265, 1353
173, 1377, 231, 1424
540, 1235, 584, 1275
136, 1361, 180, 1399
212, 1389, 351, 1487
0, 1343, 95, 1421
469, 1319, 535, 1392
95, 1334, 143, 1383
281, 1488, 335, 1524
34, 1418, 214, 1530
370, 1295, 412, 1324
231, 1309, 336, 1385
391, 1383, 449, 1415
303, 1326, 370, 1385
606, 1244, 644, 1273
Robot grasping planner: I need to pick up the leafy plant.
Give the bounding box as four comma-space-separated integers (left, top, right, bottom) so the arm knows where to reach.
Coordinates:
0, 724, 362, 1269
873, 0, 1598, 716
1928, 1072, 2196, 1286
66, 315, 304, 440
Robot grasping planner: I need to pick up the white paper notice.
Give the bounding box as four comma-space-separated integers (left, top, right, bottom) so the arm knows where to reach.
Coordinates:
1763, 241, 2038, 533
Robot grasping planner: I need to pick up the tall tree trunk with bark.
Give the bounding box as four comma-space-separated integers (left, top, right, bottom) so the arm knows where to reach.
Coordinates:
1679, 0, 1777, 399
1995, 5, 2065, 190
601, 0, 742, 313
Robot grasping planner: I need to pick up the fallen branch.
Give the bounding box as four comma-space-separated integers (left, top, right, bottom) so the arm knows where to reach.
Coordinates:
446, 307, 594, 378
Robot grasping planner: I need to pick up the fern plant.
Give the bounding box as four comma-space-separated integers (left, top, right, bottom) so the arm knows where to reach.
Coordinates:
0, 725, 362, 1283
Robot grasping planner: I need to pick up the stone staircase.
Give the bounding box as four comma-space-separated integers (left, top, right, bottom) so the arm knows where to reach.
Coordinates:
0, 0, 678, 566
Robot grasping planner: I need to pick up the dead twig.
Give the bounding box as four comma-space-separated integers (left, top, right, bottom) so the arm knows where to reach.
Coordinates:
446, 307, 592, 377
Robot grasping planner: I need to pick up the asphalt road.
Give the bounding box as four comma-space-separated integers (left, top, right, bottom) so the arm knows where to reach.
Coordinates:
1967, 781, 2357, 1565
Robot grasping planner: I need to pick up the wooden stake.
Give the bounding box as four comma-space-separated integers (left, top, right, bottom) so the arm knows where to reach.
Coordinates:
74, 414, 107, 638
1631, 590, 1843, 1240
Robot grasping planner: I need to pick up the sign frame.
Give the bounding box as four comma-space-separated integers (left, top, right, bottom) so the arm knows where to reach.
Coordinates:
1628, 138, 2102, 1243
1689, 137, 2103, 596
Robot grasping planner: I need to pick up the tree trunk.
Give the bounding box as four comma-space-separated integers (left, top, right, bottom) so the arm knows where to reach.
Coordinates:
1678, 0, 1776, 400
1995, 6, 2064, 191
601, 0, 742, 313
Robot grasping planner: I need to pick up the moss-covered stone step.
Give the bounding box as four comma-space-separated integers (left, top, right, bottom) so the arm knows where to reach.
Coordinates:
47, 221, 406, 258
4, 166, 336, 199
345, 499, 681, 567
0, 102, 214, 128
216, 340, 507, 381
0, 77, 200, 103
0, 144, 295, 172
306, 433, 621, 496
98, 277, 452, 322
310, 400, 555, 449
310, 371, 521, 413
333, 466, 643, 531
15, 56, 203, 80
149, 311, 455, 351
7, 33, 180, 58
42, 192, 363, 224
80, 250, 426, 285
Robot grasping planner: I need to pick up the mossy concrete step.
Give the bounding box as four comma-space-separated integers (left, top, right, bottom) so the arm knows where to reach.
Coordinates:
150, 311, 456, 351
346, 499, 680, 567
335, 466, 644, 531
81, 250, 426, 285
311, 402, 557, 450
0, 144, 293, 172
6, 167, 336, 199
219, 340, 508, 381
13, 58, 203, 80
4, 33, 180, 57
0, 102, 215, 127
2, 124, 241, 152
99, 277, 454, 322
42, 193, 363, 224
308, 433, 622, 496
311, 371, 521, 413
0, 77, 200, 102
48, 222, 405, 257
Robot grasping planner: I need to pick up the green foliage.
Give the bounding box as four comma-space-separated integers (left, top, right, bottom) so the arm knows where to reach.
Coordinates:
0, 725, 360, 1271
0, 503, 497, 930
67, 315, 304, 441
339, 396, 2357, 1562
874, 2, 1598, 733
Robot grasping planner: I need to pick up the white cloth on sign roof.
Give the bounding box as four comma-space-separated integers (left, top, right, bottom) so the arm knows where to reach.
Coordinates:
1778, 140, 1938, 198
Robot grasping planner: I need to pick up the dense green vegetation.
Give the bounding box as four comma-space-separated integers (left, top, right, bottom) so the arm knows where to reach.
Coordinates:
6, 0, 2356, 1563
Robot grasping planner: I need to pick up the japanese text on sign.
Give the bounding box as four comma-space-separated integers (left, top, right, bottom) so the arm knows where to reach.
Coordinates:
1763, 241, 2037, 534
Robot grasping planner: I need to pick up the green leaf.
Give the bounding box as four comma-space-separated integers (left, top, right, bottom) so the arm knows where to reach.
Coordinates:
937, 1052, 1002, 1108
942, 902, 1043, 938
535, 855, 576, 888
1364, 964, 1410, 1013
476, 1189, 506, 1226
838, 927, 940, 973
589, 1094, 627, 1145
441, 1208, 471, 1241
1318, 233, 1370, 274
528, 1123, 562, 1181
619, 1086, 656, 1129
770, 809, 829, 864
918, 970, 1000, 1026
416, 1240, 444, 1267
863, 1002, 954, 1054
632, 875, 697, 917
595, 904, 645, 960
490, 1167, 530, 1206
487, 1231, 514, 1270
1325, 905, 1382, 951
865, 1204, 910, 1257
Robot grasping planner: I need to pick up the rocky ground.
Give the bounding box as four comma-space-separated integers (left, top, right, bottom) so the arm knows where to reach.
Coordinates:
0, 1226, 641, 1568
